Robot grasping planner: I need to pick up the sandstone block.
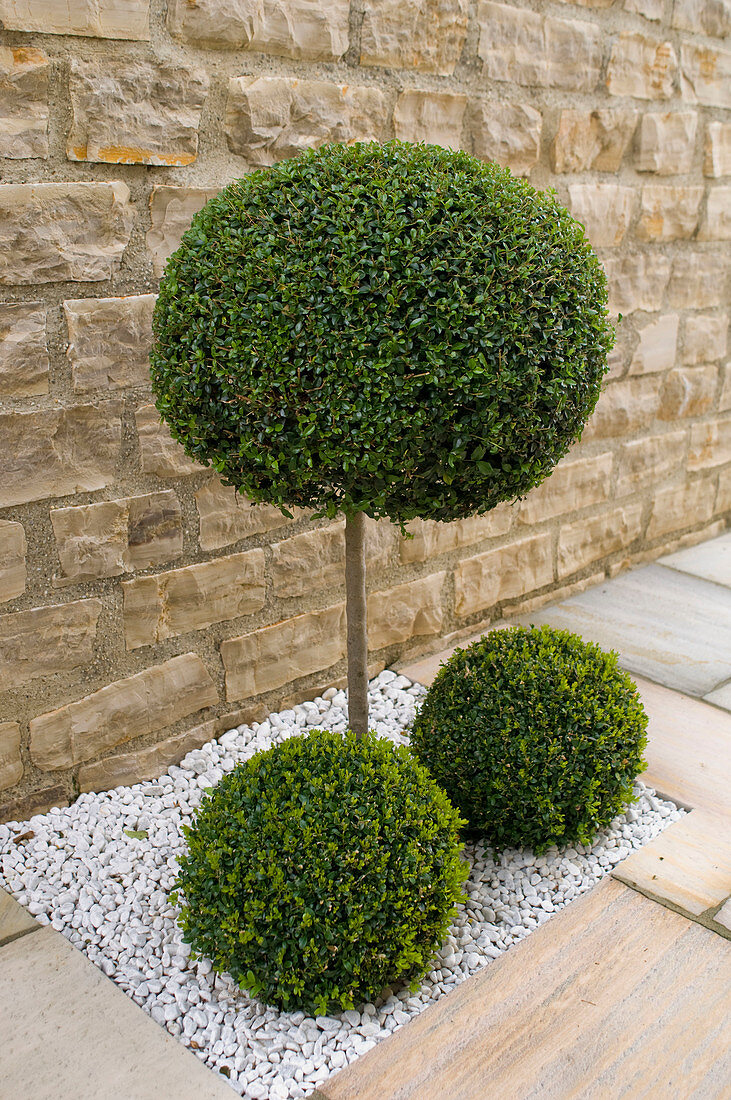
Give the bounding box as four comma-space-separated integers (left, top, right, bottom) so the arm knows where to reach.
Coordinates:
147, 186, 220, 279
196, 478, 292, 551
647, 478, 716, 539
136, 404, 205, 478
167, 0, 349, 59
0, 46, 48, 159
29, 653, 217, 771
0, 303, 48, 397
221, 603, 346, 701
683, 313, 728, 364
393, 90, 467, 150
0, 598, 101, 693
717, 467, 731, 514
636, 111, 698, 174
568, 184, 636, 247
123, 550, 265, 650
77, 718, 217, 792
624, 0, 664, 18
0, 722, 22, 792
225, 76, 387, 166
270, 518, 393, 598
477, 3, 602, 91
64, 294, 155, 393
704, 122, 731, 177
582, 376, 662, 440
659, 366, 718, 419
615, 430, 687, 496
0, 182, 133, 285
360, 0, 469, 75
698, 187, 731, 241
0, 404, 121, 508
51, 491, 183, 587
636, 185, 703, 241
454, 532, 553, 617
0, 0, 150, 38
681, 42, 731, 108
470, 102, 542, 176
688, 414, 731, 469
399, 506, 513, 564
68, 59, 208, 167
518, 453, 613, 525
555, 0, 613, 6
602, 252, 672, 315
672, 0, 731, 37
667, 252, 729, 309
551, 108, 637, 173
0, 520, 26, 603
629, 313, 679, 374
368, 574, 445, 651
720, 365, 731, 411
0, 783, 67, 822
558, 504, 643, 578
606, 33, 677, 99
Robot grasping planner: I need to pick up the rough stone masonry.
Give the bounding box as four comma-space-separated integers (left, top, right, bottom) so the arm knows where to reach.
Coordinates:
0, 0, 729, 819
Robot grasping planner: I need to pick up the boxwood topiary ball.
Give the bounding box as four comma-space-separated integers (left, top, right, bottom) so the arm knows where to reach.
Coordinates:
151, 141, 613, 524
410, 626, 648, 854
173, 728, 468, 1015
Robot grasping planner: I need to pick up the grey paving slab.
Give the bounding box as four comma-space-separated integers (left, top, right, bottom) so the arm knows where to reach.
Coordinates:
660, 531, 731, 590
515, 564, 731, 697
0, 885, 39, 946
0, 925, 234, 1100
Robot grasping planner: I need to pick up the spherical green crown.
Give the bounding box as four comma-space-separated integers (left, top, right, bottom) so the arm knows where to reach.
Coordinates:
151, 142, 613, 523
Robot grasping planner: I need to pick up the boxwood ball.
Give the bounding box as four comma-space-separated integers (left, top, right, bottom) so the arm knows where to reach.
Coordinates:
151, 141, 614, 523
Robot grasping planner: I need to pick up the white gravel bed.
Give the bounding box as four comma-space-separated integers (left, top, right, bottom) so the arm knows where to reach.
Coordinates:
1, 670, 684, 1100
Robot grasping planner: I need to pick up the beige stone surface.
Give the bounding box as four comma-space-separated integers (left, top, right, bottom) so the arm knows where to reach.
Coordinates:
29, 653, 217, 771
196, 479, 292, 551
51, 491, 182, 587
0, 403, 122, 508
400, 506, 513, 564
67, 59, 208, 167
558, 504, 643, 578
0, 519, 26, 602
470, 102, 542, 176
0, 303, 48, 397
568, 184, 635, 247
629, 313, 679, 375
714, 897, 731, 933
477, 3, 602, 91
681, 41, 731, 108
360, 0, 469, 75
602, 252, 671, 315
0, 783, 67, 823
698, 186, 731, 241
147, 186, 220, 279
519, 453, 613, 525
0, 598, 101, 693
636, 111, 698, 174
0, 885, 37, 945
0, 0, 150, 38
167, 0, 349, 59
136, 403, 205, 478
368, 573, 445, 650
583, 376, 662, 440
606, 33, 677, 99
64, 294, 156, 393
615, 430, 686, 497
636, 184, 703, 241
704, 121, 731, 177
688, 414, 731, 469
123, 550, 265, 650
659, 365, 717, 420
683, 314, 728, 365
667, 251, 729, 309
624, 0, 664, 18
718, 468, 731, 516
551, 108, 637, 173
0, 45, 48, 159
0, 721, 22, 792
393, 90, 467, 150
271, 523, 345, 598
647, 478, 716, 538
454, 532, 553, 617
672, 0, 731, 37
225, 76, 387, 166
720, 365, 731, 412
221, 603, 346, 701
77, 718, 217, 792
0, 182, 133, 284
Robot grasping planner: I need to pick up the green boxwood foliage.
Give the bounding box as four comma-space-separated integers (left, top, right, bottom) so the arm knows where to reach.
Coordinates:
410, 626, 648, 853
173, 728, 468, 1014
151, 141, 613, 524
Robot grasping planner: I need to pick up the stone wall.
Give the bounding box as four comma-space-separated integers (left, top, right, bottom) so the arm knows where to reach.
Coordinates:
0, 0, 729, 821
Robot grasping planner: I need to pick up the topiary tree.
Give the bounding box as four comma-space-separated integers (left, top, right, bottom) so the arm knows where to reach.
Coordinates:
151, 142, 614, 736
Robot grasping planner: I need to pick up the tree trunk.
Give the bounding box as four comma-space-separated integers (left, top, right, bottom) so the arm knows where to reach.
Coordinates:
345, 510, 368, 739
